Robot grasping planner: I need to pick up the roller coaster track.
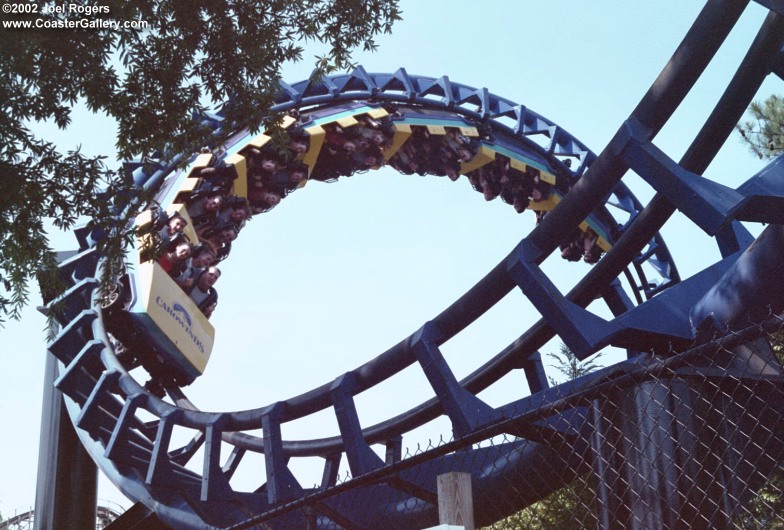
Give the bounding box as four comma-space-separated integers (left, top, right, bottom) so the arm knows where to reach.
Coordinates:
0, 506, 121, 530
42, 1, 784, 528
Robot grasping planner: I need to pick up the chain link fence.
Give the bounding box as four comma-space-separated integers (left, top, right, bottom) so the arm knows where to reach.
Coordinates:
481, 317, 784, 530
227, 316, 784, 530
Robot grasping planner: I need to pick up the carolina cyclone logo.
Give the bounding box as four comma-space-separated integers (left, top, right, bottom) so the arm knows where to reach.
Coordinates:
155, 296, 205, 354
172, 302, 193, 327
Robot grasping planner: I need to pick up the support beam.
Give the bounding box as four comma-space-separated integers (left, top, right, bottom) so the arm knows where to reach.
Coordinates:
34, 354, 97, 530
412, 322, 499, 436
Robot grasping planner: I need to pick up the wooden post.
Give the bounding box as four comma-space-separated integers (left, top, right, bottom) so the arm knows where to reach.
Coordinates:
437, 472, 474, 530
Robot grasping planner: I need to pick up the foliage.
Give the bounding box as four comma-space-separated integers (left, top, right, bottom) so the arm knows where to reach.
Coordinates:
738, 105, 784, 527
734, 331, 784, 528
546, 343, 604, 385
774, 325, 784, 366
0, 0, 401, 325
736, 108, 784, 527
736, 468, 784, 530
483, 478, 597, 530
737, 94, 784, 159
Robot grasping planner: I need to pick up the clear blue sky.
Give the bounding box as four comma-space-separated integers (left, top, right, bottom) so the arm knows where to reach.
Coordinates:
1, 1, 777, 517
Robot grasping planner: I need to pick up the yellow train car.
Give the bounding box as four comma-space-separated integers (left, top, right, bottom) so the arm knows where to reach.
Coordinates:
104, 160, 220, 387
117, 260, 215, 386
102, 102, 613, 389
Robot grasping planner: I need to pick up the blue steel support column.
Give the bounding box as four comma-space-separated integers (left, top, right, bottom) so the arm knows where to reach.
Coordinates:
591, 396, 618, 530
34, 353, 98, 530
591, 377, 727, 530
592, 367, 784, 530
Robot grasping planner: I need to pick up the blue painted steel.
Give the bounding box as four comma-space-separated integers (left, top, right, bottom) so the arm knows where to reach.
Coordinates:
34, 354, 98, 530
261, 403, 305, 504
146, 411, 180, 488
330, 373, 385, 476
507, 246, 622, 359
753, 0, 784, 14
104, 394, 148, 462
735, 154, 784, 222
691, 223, 784, 337
53, 341, 104, 400
75, 370, 121, 439
611, 254, 740, 349
411, 322, 499, 437
520, 352, 548, 395
623, 139, 746, 235
202, 418, 234, 502
38, 1, 784, 527
48, 311, 98, 366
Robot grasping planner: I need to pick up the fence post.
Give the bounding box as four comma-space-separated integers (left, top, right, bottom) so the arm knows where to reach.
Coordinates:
437, 472, 474, 530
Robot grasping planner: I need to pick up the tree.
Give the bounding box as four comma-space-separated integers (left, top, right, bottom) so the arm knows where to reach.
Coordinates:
737, 98, 784, 528
737, 94, 784, 159
483, 484, 598, 530
0, 0, 401, 325
546, 343, 604, 385
732, 332, 784, 529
